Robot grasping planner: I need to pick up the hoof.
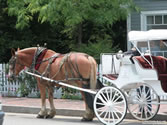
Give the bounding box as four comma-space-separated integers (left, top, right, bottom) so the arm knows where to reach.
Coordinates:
81, 117, 93, 122
36, 114, 46, 119
46, 115, 54, 119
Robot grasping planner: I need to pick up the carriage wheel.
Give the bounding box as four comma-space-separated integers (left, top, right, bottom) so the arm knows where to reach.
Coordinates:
94, 86, 127, 125
127, 84, 160, 121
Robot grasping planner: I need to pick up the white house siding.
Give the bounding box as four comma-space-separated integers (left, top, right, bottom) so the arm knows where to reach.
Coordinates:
130, 0, 167, 31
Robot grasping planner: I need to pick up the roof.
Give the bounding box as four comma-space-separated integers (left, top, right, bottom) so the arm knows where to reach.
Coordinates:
128, 29, 167, 43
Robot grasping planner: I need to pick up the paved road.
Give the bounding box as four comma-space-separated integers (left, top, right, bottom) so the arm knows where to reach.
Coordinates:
3, 113, 167, 125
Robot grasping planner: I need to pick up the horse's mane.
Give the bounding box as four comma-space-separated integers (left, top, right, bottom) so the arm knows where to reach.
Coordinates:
18, 47, 56, 55
15, 47, 38, 57
19, 47, 37, 52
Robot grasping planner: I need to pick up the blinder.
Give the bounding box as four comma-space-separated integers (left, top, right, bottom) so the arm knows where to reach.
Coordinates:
8, 54, 24, 79
9, 55, 17, 79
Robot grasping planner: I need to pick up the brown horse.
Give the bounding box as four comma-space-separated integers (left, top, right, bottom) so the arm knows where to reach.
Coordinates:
8, 47, 97, 121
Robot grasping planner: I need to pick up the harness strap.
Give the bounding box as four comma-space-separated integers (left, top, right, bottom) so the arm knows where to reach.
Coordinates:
51, 53, 89, 82
51, 53, 69, 79
35, 49, 47, 70
30, 47, 47, 71
41, 53, 61, 79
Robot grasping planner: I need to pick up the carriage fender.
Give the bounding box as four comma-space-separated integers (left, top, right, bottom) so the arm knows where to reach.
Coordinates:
145, 80, 167, 96
133, 57, 158, 80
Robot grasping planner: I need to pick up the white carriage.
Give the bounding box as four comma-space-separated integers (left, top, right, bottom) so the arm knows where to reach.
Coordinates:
97, 29, 167, 124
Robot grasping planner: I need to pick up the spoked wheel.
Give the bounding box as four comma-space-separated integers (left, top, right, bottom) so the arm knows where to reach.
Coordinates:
128, 84, 160, 120
94, 86, 127, 125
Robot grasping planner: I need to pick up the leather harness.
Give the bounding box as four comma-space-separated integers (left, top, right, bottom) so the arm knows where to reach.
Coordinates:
30, 47, 89, 83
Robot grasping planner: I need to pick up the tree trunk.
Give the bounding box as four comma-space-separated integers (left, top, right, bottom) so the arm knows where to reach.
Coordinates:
78, 23, 82, 48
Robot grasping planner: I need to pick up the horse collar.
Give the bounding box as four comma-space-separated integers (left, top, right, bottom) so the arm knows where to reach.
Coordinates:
31, 47, 48, 70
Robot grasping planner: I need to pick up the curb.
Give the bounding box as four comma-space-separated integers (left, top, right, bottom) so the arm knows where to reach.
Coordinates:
2, 105, 167, 121
2, 105, 85, 117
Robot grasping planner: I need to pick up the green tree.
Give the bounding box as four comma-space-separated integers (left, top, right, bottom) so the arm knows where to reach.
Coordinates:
0, 0, 71, 62
7, 0, 138, 47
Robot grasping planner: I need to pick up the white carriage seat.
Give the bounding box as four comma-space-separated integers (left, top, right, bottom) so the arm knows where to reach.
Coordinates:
135, 55, 167, 92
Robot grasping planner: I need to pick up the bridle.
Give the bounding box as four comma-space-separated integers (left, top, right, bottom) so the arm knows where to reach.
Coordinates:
9, 53, 25, 79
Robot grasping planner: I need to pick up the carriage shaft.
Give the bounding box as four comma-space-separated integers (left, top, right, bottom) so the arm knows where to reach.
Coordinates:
25, 71, 97, 95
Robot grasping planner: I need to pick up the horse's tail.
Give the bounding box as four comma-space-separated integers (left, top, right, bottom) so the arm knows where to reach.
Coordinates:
88, 56, 97, 90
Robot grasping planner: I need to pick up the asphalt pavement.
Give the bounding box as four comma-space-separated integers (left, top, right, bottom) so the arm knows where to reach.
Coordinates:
2, 97, 167, 121
3, 113, 167, 125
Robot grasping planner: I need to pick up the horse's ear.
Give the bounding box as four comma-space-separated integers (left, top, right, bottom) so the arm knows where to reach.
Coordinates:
11, 48, 15, 56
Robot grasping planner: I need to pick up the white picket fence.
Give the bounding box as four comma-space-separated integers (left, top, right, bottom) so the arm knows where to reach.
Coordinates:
0, 64, 62, 98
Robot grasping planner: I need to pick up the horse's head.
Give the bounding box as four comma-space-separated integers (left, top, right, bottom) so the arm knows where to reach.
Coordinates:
8, 48, 25, 80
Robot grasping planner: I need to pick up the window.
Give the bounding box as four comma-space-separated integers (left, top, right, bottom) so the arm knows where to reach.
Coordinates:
146, 15, 167, 30
141, 10, 167, 30
140, 11, 167, 57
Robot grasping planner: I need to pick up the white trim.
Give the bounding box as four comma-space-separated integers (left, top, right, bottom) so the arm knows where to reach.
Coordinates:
141, 10, 167, 31
141, 10, 167, 15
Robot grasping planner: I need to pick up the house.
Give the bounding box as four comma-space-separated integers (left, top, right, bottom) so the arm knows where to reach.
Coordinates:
127, 0, 167, 56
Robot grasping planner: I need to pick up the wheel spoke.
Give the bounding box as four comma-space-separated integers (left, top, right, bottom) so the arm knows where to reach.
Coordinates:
146, 104, 152, 109
98, 107, 107, 116
143, 85, 146, 95
113, 110, 120, 120
147, 102, 159, 105
101, 91, 108, 102
103, 110, 109, 119
146, 94, 152, 100
106, 89, 110, 101
147, 108, 153, 116
130, 104, 139, 112
108, 111, 111, 123
110, 88, 113, 100
135, 108, 141, 115
145, 89, 151, 97
141, 106, 144, 118
112, 90, 118, 102
139, 87, 142, 95
96, 102, 106, 106
98, 94, 107, 104
114, 101, 125, 106
111, 111, 115, 123
114, 107, 123, 116
136, 92, 141, 101
113, 94, 122, 103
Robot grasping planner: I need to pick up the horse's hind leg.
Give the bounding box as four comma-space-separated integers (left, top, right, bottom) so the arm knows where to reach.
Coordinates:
80, 91, 95, 121
37, 80, 47, 118
46, 86, 56, 118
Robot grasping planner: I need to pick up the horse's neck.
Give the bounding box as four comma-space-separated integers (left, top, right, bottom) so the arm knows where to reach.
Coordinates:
18, 48, 36, 67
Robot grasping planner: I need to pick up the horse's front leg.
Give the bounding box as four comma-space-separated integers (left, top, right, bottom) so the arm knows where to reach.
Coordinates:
46, 86, 56, 118
37, 79, 47, 118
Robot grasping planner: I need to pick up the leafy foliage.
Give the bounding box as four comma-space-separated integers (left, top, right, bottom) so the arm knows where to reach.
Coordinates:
7, 0, 138, 46
0, 0, 139, 63
72, 35, 118, 63
8, 0, 137, 27
17, 71, 37, 97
